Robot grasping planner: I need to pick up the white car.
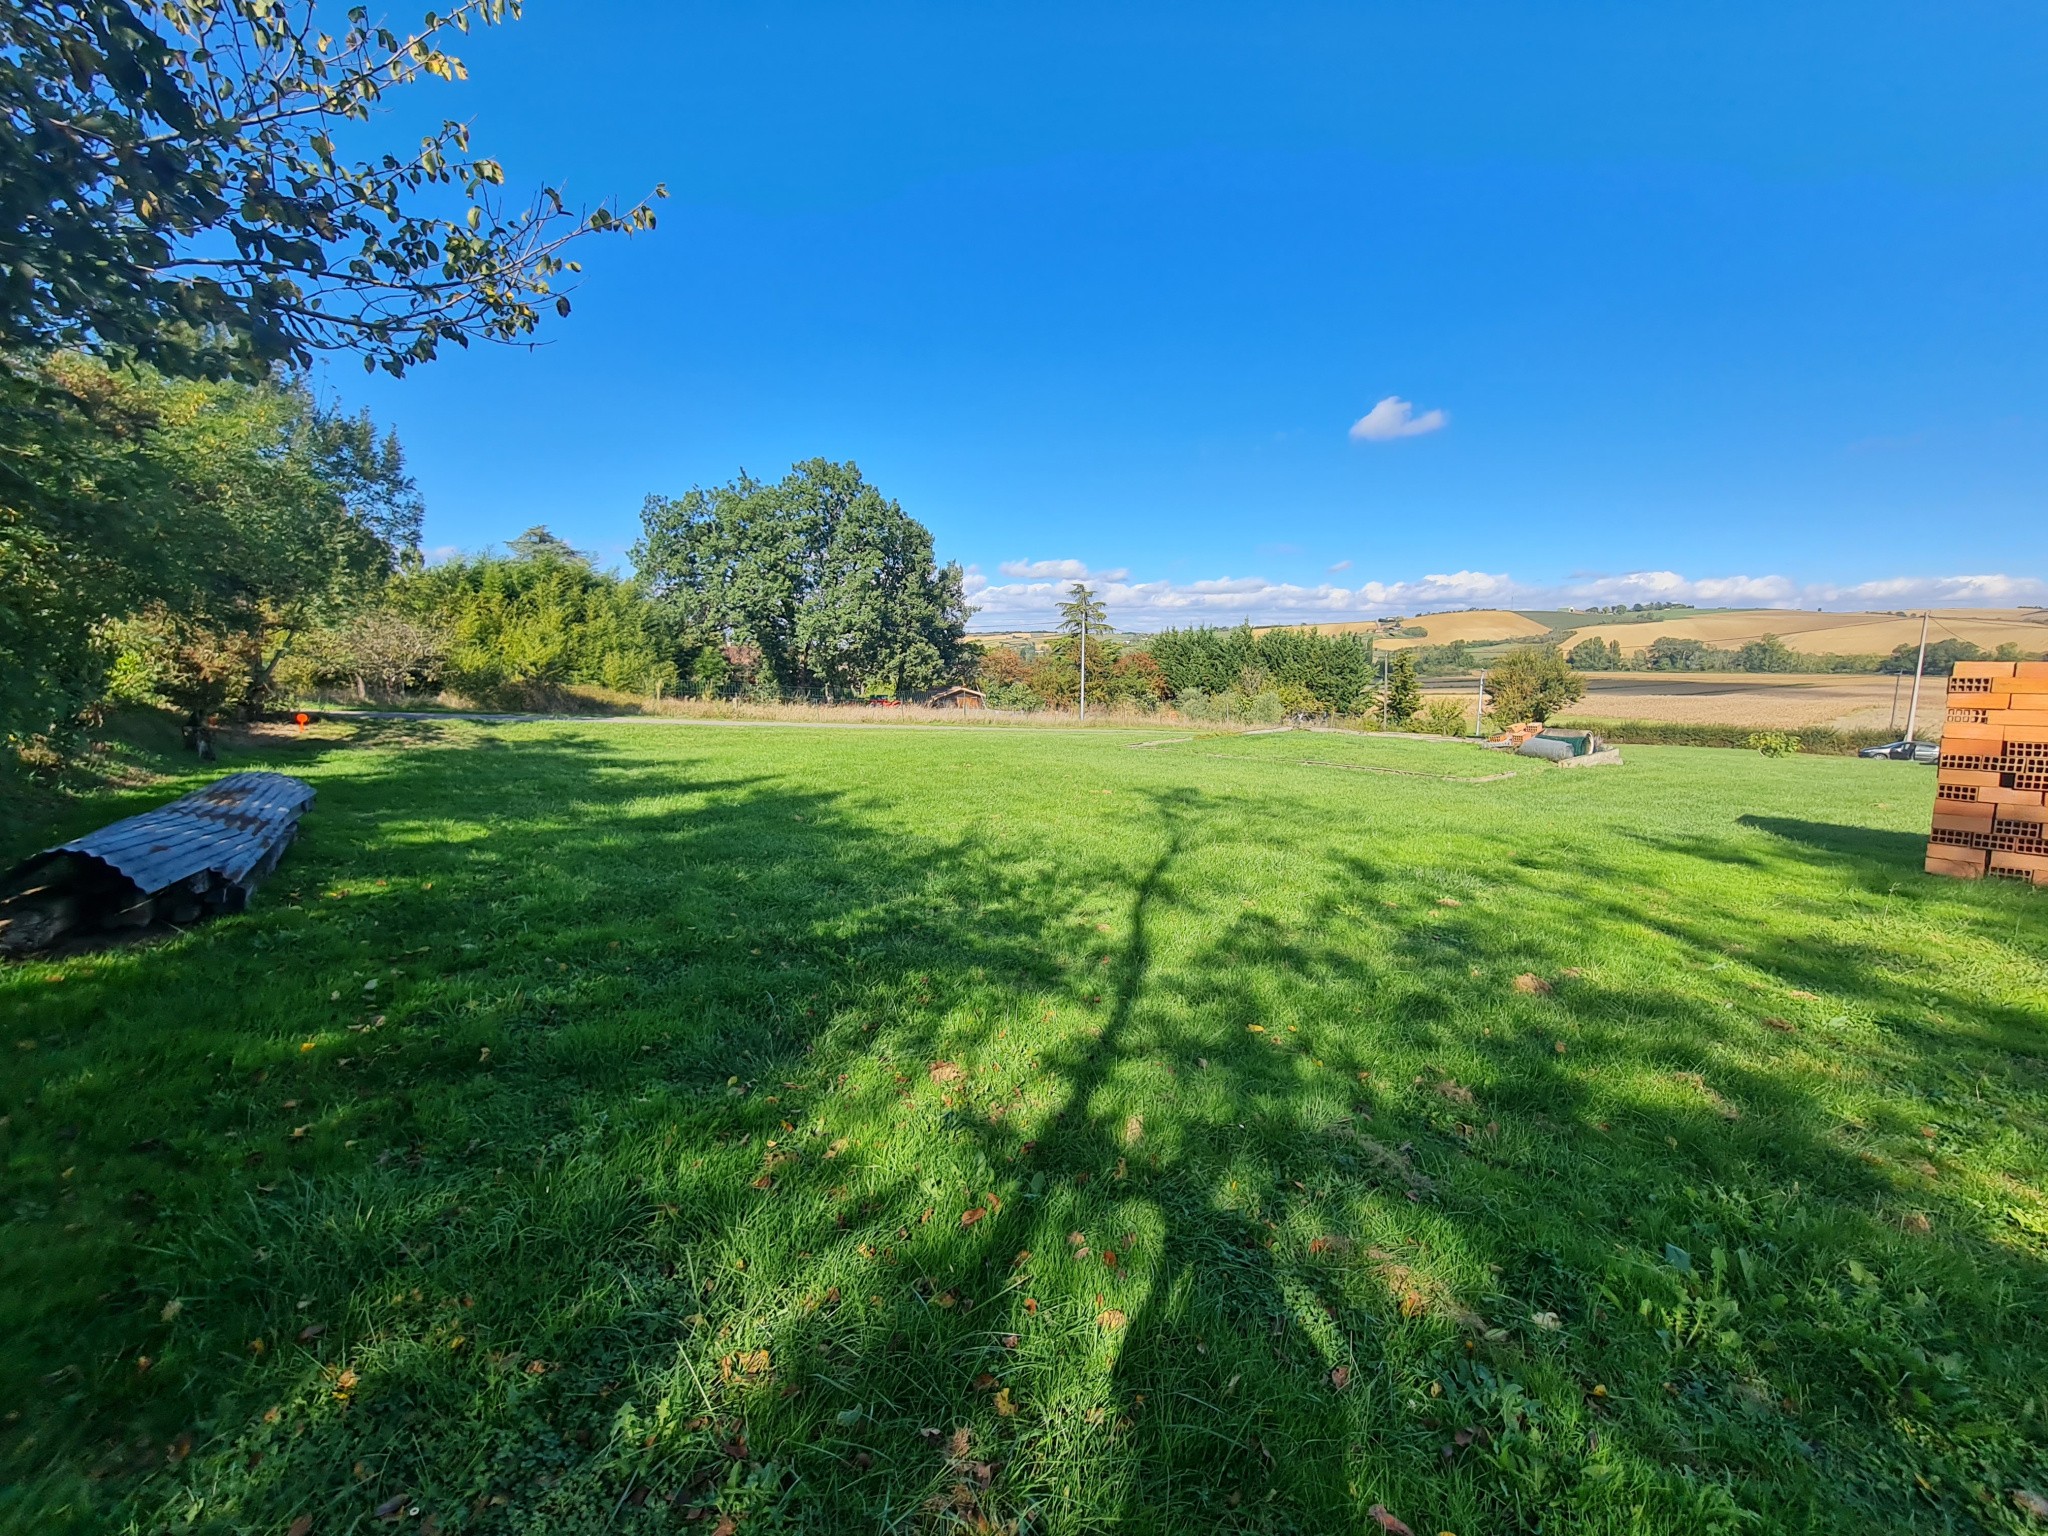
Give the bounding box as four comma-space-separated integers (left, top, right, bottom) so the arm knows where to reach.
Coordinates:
1857, 739, 1941, 763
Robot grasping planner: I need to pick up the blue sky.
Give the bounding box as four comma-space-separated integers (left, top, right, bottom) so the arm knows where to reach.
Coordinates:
331, 1, 2048, 627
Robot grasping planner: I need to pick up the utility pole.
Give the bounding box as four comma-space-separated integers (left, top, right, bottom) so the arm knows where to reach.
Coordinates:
1888, 671, 1902, 734
1473, 668, 1488, 738
1902, 612, 1931, 742
1078, 608, 1087, 725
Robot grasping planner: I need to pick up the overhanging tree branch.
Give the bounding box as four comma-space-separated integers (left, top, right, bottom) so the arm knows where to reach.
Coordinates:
1, 0, 663, 378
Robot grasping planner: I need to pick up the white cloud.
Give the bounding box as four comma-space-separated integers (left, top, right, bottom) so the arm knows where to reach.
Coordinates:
1348, 396, 1449, 442
996, 557, 1129, 581
999, 557, 1087, 580
1327, 559, 1352, 572
960, 565, 2048, 630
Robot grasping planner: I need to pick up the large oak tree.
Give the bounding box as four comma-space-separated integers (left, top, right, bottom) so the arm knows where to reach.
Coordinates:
637, 461, 972, 702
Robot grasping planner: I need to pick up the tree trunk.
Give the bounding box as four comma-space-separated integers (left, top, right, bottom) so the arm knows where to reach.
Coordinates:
245, 624, 299, 718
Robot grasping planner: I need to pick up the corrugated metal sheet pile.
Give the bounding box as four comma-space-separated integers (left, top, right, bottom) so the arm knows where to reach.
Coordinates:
1, 772, 315, 954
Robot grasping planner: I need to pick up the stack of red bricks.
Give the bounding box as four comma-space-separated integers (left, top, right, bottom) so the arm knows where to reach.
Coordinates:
1927, 660, 2048, 883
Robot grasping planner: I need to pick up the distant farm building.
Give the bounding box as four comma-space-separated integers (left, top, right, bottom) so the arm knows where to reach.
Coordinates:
927, 686, 987, 710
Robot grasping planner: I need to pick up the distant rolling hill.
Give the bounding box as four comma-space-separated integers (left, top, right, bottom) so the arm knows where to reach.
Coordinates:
1243, 606, 2048, 657
971, 607, 2048, 658
1546, 607, 2048, 657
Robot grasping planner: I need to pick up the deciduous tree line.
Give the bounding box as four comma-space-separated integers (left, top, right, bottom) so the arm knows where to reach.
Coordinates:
4, 352, 424, 751
2, 0, 660, 765
122, 460, 977, 717
1566, 632, 2038, 674
0, 4, 969, 748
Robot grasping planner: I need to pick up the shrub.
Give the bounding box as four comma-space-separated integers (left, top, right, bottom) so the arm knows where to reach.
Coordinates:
984, 682, 1041, 711
1746, 731, 1802, 758
1275, 682, 1321, 717
1484, 646, 1584, 723
1416, 699, 1471, 736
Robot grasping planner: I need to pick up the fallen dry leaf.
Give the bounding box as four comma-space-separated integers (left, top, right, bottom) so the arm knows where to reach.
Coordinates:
1762, 1016, 1796, 1033
719, 1348, 771, 1383
1367, 1504, 1415, 1535
993, 1387, 1018, 1417
1329, 1365, 1351, 1391
960, 1207, 987, 1229
1096, 1309, 1128, 1331
929, 1061, 965, 1084
296, 1323, 325, 1344
373, 1492, 409, 1519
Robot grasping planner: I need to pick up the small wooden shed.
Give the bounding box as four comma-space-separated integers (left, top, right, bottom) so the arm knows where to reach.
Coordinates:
927, 686, 987, 710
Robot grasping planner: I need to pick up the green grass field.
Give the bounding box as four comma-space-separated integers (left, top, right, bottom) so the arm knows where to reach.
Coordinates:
4, 722, 2046, 1534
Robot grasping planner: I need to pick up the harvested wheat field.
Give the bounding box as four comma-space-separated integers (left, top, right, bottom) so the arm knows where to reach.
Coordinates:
1420, 674, 1917, 730
1558, 609, 2048, 658
1563, 673, 1918, 729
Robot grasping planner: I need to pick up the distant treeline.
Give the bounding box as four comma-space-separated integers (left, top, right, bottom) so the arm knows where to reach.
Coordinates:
1565, 633, 2042, 675
976, 623, 1380, 720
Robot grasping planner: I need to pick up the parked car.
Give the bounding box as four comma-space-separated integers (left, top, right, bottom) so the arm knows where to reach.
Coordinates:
1858, 739, 1940, 763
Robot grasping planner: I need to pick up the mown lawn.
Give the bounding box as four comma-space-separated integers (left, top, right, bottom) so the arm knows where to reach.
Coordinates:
3, 721, 2046, 1535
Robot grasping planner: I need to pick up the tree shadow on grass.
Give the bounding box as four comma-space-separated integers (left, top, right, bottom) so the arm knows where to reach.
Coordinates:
968, 798, 2048, 1534
1736, 814, 1934, 883
2, 734, 2045, 1536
